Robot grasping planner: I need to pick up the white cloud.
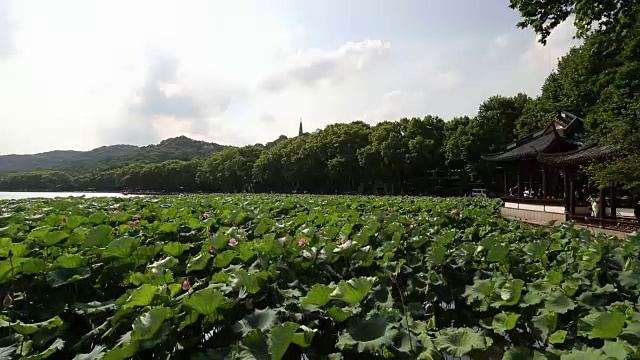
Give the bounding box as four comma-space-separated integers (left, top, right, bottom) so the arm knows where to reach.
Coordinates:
411, 60, 465, 90
0, 1, 581, 154
520, 20, 580, 79
494, 34, 510, 48
133, 52, 231, 120
362, 90, 427, 124
0, 0, 14, 58
258, 113, 276, 123
260, 40, 391, 92
353, 20, 580, 124
104, 50, 237, 144
499, 19, 582, 97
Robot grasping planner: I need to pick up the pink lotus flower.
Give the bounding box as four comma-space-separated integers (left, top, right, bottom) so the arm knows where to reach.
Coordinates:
228, 238, 239, 247
409, 220, 416, 227
209, 245, 217, 253
297, 238, 307, 247
182, 280, 191, 291
339, 238, 347, 245
450, 209, 460, 216
203, 212, 211, 219
387, 207, 393, 212
2, 294, 12, 307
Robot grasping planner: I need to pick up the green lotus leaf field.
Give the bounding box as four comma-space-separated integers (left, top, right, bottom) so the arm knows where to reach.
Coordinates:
0, 194, 638, 359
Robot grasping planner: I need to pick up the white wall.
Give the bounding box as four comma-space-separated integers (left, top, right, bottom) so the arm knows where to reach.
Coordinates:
504, 202, 567, 214
545, 205, 565, 214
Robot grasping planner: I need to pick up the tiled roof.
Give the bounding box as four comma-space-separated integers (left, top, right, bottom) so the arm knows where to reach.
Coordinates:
556, 109, 585, 127
483, 131, 559, 162
483, 109, 586, 163
537, 144, 621, 166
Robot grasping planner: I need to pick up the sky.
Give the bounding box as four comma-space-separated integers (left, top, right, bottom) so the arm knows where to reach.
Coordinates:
0, 0, 581, 155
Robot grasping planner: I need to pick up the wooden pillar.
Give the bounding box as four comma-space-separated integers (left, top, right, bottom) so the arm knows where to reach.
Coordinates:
599, 188, 605, 225
503, 170, 508, 197
563, 169, 569, 213
517, 171, 521, 198
569, 174, 576, 217
542, 167, 547, 198
611, 186, 617, 220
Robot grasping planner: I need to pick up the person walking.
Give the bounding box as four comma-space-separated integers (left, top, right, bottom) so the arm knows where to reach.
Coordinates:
587, 193, 599, 218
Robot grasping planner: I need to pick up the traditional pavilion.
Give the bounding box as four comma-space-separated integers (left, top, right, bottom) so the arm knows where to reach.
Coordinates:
484, 109, 638, 232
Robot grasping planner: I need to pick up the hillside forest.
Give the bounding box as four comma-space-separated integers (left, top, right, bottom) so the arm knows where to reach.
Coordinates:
0, 0, 638, 195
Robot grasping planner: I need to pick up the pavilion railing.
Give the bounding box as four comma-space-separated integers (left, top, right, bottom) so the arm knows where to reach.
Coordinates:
500, 197, 567, 206
568, 214, 640, 233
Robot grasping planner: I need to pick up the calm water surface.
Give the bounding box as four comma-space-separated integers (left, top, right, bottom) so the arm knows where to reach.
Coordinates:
0, 192, 132, 200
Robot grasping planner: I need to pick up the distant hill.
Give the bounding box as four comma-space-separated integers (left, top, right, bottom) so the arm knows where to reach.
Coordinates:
0, 136, 227, 174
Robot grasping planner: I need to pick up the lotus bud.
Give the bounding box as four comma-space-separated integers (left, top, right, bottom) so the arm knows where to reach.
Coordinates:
182, 280, 191, 291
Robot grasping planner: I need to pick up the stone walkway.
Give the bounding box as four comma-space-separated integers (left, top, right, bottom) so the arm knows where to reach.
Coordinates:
502, 214, 637, 239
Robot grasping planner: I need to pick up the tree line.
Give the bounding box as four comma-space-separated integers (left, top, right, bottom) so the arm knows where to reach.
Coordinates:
0, 94, 538, 194
1, 0, 638, 195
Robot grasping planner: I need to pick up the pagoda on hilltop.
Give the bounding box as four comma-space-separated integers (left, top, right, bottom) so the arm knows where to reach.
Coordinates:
298, 118, 309, 137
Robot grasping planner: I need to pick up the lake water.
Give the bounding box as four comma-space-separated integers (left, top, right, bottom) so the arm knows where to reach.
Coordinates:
0, 192, 132, 200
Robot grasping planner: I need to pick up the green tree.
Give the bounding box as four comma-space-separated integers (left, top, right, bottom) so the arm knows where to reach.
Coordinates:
357, 121, 409, 194
253, 137, 308, 193
510, 0, 639, 44
513, 1, 640, 192
401, 116, 447, 190
446, 94, 531, 179
586, 26, 640, 192
0, 171, 75, 191
311, 121, 371, 193
199, 146, 264, 192
444, 116, 471, 169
